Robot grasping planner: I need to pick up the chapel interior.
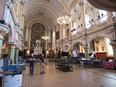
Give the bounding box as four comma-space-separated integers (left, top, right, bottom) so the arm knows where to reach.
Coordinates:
0, 0, 116, 87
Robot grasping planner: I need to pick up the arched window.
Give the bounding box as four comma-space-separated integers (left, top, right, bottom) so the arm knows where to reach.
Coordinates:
71, 21, 77, 35
99, 10, 108, 22
85, 14, 91, 28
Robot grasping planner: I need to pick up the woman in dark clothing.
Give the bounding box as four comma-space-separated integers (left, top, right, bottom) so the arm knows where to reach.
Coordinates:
29, 53, 35, 75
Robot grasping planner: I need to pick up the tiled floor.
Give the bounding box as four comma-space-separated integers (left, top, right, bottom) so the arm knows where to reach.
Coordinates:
22, 61, 116, 87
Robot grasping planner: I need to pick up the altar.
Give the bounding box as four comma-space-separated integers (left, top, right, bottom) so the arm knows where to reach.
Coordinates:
34, 40, 42, 55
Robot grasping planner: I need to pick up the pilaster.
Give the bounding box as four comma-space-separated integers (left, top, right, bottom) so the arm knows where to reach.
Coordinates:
110, 40, 116, 60
0, 34, 4, 59
84, 45, 89, 58
110, 23, 116, 60
15, 48, 19, 64
8, 44, 16, 64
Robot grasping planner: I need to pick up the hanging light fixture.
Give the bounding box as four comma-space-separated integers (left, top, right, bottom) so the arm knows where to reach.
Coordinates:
57, 15, 71, 25
42, 36, 49, 40
42, 31, 49, 40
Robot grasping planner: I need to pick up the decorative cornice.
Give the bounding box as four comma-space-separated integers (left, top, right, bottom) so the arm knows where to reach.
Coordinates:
9, 44, 16, 48
0, 23, 10, 33
16, 28, 23, 38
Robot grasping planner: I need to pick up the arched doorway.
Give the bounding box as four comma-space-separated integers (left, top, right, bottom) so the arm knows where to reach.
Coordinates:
62, 45, 69, 52
89, 37, 113, 57
30, 23, 46, 56
72, 42, 84, 58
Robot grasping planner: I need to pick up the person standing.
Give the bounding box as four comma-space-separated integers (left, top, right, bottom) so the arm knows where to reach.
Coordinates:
29, 53, 35, 75
39, 53, 45, 74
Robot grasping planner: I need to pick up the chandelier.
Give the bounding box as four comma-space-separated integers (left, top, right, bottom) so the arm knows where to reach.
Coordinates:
42, 32, 49, 40
42, 36, 49, 40
57, 15, 71, 25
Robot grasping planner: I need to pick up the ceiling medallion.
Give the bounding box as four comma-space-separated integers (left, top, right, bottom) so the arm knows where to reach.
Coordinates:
57, 15, 71, 25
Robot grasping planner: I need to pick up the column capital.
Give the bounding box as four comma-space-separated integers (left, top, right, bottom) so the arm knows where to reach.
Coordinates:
9, 44, 16, 48
0, 23, 10, 33
15, 47, 19, 50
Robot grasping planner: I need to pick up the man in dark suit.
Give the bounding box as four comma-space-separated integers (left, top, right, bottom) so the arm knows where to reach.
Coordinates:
29, 53, 35, 75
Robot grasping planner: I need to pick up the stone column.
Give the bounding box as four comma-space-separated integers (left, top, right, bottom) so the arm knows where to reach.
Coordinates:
8, 44, 16, 64
107, 11, 113, 22
59, 24, 61, 48
0, 34, 4, 59
111, 42, 116, 60
84, 45, 89, 58
15, 48, 19, 64
110, 23, 116, 60
50, 30, 52, 50
84, 29, 89, 59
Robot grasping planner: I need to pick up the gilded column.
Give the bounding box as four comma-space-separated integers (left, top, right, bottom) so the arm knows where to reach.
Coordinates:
0, 34, 4, 59
8, 44, 16, 64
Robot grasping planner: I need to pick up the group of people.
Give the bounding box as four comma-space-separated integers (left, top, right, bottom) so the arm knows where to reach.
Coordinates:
29, 53, 45, 75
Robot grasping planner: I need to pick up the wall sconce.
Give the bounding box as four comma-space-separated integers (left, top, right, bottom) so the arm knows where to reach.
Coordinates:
101, 14, 104, 17
26, 49, 30, 56
98, 15, 100, 19
91, 19, 93, 22
46, 50, 49, 54
81, 24, 83, 27
78, 25, 80, 28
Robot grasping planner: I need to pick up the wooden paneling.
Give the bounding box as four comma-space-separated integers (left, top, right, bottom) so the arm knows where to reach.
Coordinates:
96, 52, 107, 59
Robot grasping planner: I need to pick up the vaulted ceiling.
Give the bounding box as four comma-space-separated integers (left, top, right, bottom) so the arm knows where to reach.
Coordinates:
23, 0, 79, 30
23, 0, 116, 30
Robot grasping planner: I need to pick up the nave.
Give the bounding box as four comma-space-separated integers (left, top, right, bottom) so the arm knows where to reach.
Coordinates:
22, 61, 116, 87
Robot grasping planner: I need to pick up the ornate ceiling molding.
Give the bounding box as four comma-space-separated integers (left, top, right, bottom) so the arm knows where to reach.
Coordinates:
28, 19, 52, 31
69, 0, 80, 12
25, 6, 57, 23
0, 24, 10, 34
24, 2, 60, 29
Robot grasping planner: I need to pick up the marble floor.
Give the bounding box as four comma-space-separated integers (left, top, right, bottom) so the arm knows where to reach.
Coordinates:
22, 61, 116, 87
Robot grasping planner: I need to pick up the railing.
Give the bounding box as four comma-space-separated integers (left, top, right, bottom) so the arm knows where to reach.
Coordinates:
56, 15, 116, 45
